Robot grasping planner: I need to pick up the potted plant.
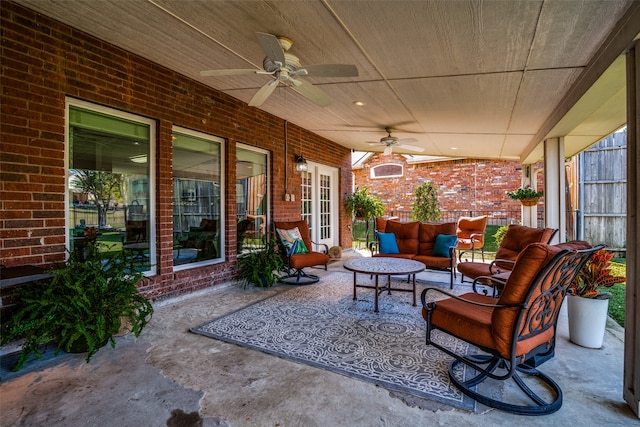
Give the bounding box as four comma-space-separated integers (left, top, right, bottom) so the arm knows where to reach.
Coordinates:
344, 187, 385, 220
1, 241, 154, 371
567, 248, 626, 348
344, 187, 385, 247
237, 239, 284, 288
411, 182, 442, 222
506, 185, 544, 206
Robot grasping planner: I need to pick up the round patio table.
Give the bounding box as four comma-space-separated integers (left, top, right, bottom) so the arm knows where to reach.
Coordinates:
344, 257, 426, 313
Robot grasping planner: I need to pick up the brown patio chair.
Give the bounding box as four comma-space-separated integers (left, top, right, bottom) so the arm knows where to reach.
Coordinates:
421, 242, 601, 415
456, 215, 488, 262
457, 224, 557, 295
273, 220, 329, 284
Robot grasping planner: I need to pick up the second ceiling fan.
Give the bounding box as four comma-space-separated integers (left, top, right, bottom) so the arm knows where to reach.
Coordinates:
200, 32, 358, 107
369, 127, 425, 155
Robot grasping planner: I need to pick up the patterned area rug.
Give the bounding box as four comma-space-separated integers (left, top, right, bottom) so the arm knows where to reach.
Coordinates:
191, 272, 476, 411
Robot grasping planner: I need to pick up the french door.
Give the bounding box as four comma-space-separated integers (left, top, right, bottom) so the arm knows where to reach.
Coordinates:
301, 162, 339, 248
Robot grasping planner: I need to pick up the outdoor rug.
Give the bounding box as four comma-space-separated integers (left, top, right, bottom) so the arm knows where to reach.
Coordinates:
191, 272, 476, 411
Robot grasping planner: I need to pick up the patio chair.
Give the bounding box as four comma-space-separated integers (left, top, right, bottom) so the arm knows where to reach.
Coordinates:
273, 220, 329, 284
455, 215, 488, 262
421, 242, 602, 415
457, 224, 557, 296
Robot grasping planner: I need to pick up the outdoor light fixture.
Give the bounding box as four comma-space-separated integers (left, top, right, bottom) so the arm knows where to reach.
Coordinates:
295, 155, 308, 172
129, 154, 148, 164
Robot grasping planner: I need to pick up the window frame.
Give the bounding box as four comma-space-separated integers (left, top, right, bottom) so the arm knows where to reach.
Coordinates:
172, 126, 225, 270
65, 98, 157, 276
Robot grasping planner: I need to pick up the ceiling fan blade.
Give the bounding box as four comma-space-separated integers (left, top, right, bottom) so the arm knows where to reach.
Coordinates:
200, 69, 261, 77
255, 32, 285, 64
248, 80, 279, 107
396, 137, 418, 144
293, 64, 358, 77
290, 79, 332, 107
396, 143, 424, 152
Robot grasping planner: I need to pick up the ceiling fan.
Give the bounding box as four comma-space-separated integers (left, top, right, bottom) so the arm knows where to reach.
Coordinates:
200, 32, 358, 107
368, 127, 425, 155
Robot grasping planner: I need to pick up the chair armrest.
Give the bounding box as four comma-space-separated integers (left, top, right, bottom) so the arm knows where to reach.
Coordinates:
420, 287, 522, 311
311, 240, 329, 254
369, 241, 379, 255
489, 259, 515, 274
471, 275, 508, 297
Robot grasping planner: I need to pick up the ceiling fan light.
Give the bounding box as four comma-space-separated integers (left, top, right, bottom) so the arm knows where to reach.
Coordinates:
383, 146, 392, 156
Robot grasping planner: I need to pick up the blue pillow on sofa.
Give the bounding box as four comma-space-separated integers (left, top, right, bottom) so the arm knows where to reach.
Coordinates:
433, 234, 458, 258
376, 231, 399, 254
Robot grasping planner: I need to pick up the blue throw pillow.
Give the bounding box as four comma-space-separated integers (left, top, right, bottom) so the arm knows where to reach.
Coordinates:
433, 234, 458, 258
376, 231, 399, 254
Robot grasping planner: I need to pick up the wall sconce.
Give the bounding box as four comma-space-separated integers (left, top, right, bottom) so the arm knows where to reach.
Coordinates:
295, 155, 308, 172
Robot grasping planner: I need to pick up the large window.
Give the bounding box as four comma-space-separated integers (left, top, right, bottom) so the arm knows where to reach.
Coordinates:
66, 99, 155, 274
172, 128, 224, 267
236, 145, 269, 253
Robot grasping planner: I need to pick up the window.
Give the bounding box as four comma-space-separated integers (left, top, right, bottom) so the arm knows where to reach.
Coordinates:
172, 128, 224, 267
236, 144, 269, 253
371, 163, 403, 179
66, 99, 155, 275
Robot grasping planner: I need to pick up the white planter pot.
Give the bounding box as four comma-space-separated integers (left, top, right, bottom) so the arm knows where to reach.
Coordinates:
567, 295, 609, 349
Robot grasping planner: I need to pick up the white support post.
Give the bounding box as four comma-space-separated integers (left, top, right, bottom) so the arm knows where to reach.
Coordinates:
520, 164, 537, 228
543, 137, 565, 244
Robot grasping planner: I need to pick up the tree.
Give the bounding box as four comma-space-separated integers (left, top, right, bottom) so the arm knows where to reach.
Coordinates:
72, 170, 122, 227
411, 182, 441, 222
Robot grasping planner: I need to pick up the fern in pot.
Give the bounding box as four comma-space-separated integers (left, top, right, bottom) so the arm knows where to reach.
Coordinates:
1, 242, 154, 371
237, 239, 284, 288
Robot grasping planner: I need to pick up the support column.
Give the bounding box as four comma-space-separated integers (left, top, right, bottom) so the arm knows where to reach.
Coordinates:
543, 137, 565, 244
520, 164, 538, 228
624, 41, 639, 419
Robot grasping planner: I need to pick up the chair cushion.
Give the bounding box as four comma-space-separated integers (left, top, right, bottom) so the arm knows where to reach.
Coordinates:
276, 227, 308, 254
494, 225, 555, 269
376, 231, 399, 254
433, 234, 457, 258
289, 251, 329, 269
424, 292, 497, 351
413, 255, 451, 269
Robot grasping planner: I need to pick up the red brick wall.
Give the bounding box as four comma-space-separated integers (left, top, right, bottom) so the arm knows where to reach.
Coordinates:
0, 3, 352, 299
353, 154, 540, 215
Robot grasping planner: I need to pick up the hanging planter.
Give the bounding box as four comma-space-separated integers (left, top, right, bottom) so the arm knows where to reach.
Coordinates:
520, 197, 540, 207
506, 186, 544, 205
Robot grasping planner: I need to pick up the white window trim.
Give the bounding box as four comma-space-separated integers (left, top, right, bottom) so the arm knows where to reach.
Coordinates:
172, 126, 226, 271
65, 97, 157, 276
370, 163, 404, 179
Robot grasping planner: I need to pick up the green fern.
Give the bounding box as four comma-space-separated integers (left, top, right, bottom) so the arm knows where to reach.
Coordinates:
1, 242, 154, 371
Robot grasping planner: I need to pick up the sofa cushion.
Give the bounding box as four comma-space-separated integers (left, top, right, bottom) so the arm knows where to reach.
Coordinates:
417, 222, 456, 256
376, 231, 400, 254
384, 221, 419, 254
433, 234, 458, 258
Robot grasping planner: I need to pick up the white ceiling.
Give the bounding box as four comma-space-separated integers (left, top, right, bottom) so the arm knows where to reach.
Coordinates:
15, 0, 640, 162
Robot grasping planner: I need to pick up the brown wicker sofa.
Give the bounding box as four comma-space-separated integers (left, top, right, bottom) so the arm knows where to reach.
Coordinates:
370, 218, 458, 288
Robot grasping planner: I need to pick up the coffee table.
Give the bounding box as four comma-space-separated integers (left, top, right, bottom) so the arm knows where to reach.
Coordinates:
344, 257, 426, 312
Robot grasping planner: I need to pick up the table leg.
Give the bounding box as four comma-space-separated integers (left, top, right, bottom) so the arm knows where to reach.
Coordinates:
353, 271, 357, 301
412, 274, 417, 306
374, 274, 379, 313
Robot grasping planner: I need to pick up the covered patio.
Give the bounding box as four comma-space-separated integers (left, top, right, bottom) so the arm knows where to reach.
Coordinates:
1, 0, 639, 420
0, 255, 634, 425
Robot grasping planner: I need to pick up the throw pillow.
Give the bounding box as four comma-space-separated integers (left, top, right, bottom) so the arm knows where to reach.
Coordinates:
276, 227, 309, 254
433, 234, 458, 258
376, 231, 400, 254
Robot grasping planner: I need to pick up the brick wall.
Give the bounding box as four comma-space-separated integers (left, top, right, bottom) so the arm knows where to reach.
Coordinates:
0, 2, 352, 299
353, 154, 541, 215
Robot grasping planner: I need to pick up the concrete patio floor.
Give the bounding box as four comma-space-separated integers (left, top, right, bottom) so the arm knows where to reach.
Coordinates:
0, 249, 636, 426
